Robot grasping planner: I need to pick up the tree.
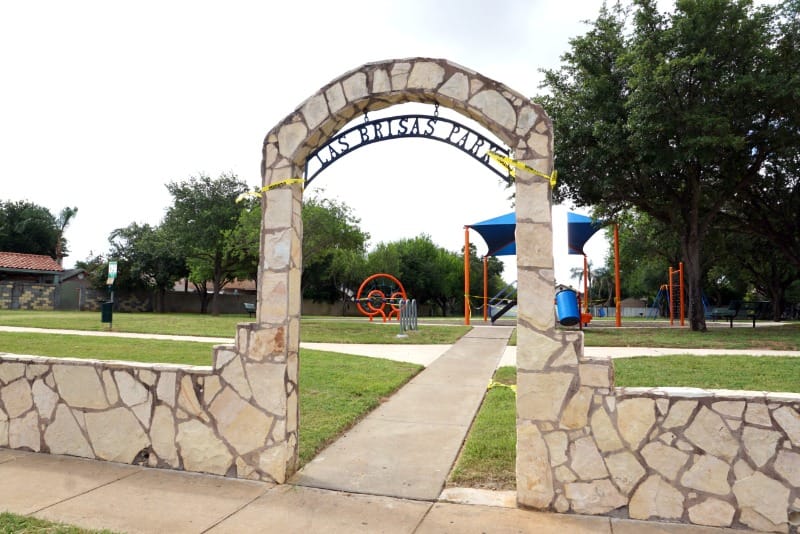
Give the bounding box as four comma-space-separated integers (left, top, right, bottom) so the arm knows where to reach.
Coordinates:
0, 200, 60, 256
54, 206, 78, 265
301, 195, 370, 302
540, 0, 799, 330
108, 222, 187, 312
162, 173, 250, 315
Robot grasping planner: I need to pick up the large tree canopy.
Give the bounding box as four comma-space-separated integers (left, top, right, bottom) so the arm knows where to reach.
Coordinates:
0, 200, 61, 257
540, 0, 799, 330
162, 173, 250, 315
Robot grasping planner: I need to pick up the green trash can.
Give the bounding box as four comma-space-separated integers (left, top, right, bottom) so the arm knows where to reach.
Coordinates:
101, 301, 113, 324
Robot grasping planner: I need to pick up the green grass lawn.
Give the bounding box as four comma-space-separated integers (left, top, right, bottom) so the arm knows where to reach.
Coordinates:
0, 311, 469, 344
0, 512, 115, 533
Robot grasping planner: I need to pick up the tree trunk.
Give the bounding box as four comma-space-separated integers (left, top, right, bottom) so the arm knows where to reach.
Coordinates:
682, 228, 707, 331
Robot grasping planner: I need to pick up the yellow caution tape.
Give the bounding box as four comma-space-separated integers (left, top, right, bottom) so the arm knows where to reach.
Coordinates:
488, 380, 517, 393
486, 151, 557, 189
236, 178, 304, 202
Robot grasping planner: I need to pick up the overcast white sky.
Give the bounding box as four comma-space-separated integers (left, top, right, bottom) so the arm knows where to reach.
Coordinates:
0, 0, 622, 286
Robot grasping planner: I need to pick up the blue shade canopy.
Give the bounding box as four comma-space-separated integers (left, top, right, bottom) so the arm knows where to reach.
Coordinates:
567, 212, 605, 255
468, 212, 516, 256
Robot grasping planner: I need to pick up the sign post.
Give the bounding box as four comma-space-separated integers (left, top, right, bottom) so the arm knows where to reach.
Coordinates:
102, 260, 117, 328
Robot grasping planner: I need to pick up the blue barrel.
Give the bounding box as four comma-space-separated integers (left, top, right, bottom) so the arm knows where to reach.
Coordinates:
556, 289, 580, 326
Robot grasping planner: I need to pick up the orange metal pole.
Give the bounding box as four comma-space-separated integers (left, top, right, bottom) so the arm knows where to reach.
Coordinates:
679, 261, 685, 327
669, 266, 674, 326
483, 256, 488, 322
614, 224, 621, 327
464, 227, 470, 326
583, 255, 589, 314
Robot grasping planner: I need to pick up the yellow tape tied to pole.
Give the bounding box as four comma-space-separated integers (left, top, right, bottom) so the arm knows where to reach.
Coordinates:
236, 178, 304, 202
486, 151, 557, 189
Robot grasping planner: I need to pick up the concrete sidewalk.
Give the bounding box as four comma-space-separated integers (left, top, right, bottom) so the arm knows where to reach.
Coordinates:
293, 326, 513, 500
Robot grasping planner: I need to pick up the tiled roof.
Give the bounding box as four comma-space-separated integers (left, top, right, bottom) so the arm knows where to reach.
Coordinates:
0, 252, 64, 272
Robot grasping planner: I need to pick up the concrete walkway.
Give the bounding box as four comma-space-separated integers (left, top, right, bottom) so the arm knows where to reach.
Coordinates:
293, 325, 513, 500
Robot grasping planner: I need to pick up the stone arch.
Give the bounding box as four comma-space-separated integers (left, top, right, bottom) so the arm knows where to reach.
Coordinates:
247, 57, 561, 489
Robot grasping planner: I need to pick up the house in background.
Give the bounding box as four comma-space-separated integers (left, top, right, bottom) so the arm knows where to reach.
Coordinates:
0, 252, 64, 310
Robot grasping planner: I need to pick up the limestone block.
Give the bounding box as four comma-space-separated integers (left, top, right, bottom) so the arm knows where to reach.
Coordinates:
605, 451, 646, 495
743, 425, 781, 467
662, 400, 697, 429
262, 188, 293, 232
629, 474, 684, 520
469, 89, 516, 131
390, 62, 411, 91
516, 330, 563, 371
85, 407, 147, 463
564, 479, 626, 514
516, 271, 555, 330
543, 430, 568, 466
287, 389, 298, 437
616, 397, 655, 449
745, 402, 772, 427
591, 407, 624, 453
548, 344, 579, 368
209, 387, 273, 455
774, 449, 800, 486
150, 404, 178, 467
263, 229, 292, 271
517, 371, 574, 422
177, 419, 233, 476
156, 372, 176, 407
734, 458, 754, 480
26, 364, 48, 380
177, 376, 207, 421
276, 121, 307, 159
516, 106, 540, 136
578, 364, 611, 388
342, 72, 368, 101
258, 272, 289, 323
514, 184, 551, 223
0, 362, 25, 384
712, 400, 745, 419
684, 406, 740, 461
516, 423, 554, 509
773, 406, 800, 446
371, 69, 390, 94
203, 375, 222, 406
52, 365, 108, 410
516, 223, 553, 271
680, 454, 731, 496
138, 370, 156, 387
739, 508, 789, 533
45, 404, 92, 458
101, 369, 119, 405
688, 498, 735, 527
560, 387, 592, 429
114, 371, 148, 407
569, 436, 608, 480
2, 378, 33, 418
9, 411, 39, 451
0, 419, 7, 446
259, 443, 287, 483
641, 441, 689, 481
527, 131, 550, 158
221, 356, 252, 400
131, 397, 152, 429
733, 471, 790, 525
301, 92, 329, 130
438, 73, 469, 101
32, 379, 59, 420
656, 398, 669, 416
248, 325, 286, 362
407, 61, 445, 89
555, 465, 577, 483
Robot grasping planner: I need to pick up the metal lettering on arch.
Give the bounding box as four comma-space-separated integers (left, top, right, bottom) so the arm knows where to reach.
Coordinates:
304, 113, 514, 185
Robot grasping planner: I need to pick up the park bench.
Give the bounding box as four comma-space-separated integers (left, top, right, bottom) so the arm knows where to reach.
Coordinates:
710, 300, 769, 328
243, 302, 256, 318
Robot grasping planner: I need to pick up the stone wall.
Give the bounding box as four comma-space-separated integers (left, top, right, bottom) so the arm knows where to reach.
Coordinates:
0, 282, 56, 310
516, 345, 800, 533
0, 321, 294, 483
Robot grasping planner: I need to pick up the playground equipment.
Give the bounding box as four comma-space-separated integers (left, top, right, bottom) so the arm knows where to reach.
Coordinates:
647, 263, 685, 326
355, 273, 408, 322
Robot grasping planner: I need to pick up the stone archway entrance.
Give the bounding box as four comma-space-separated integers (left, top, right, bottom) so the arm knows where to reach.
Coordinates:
248, 57, 560, 492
